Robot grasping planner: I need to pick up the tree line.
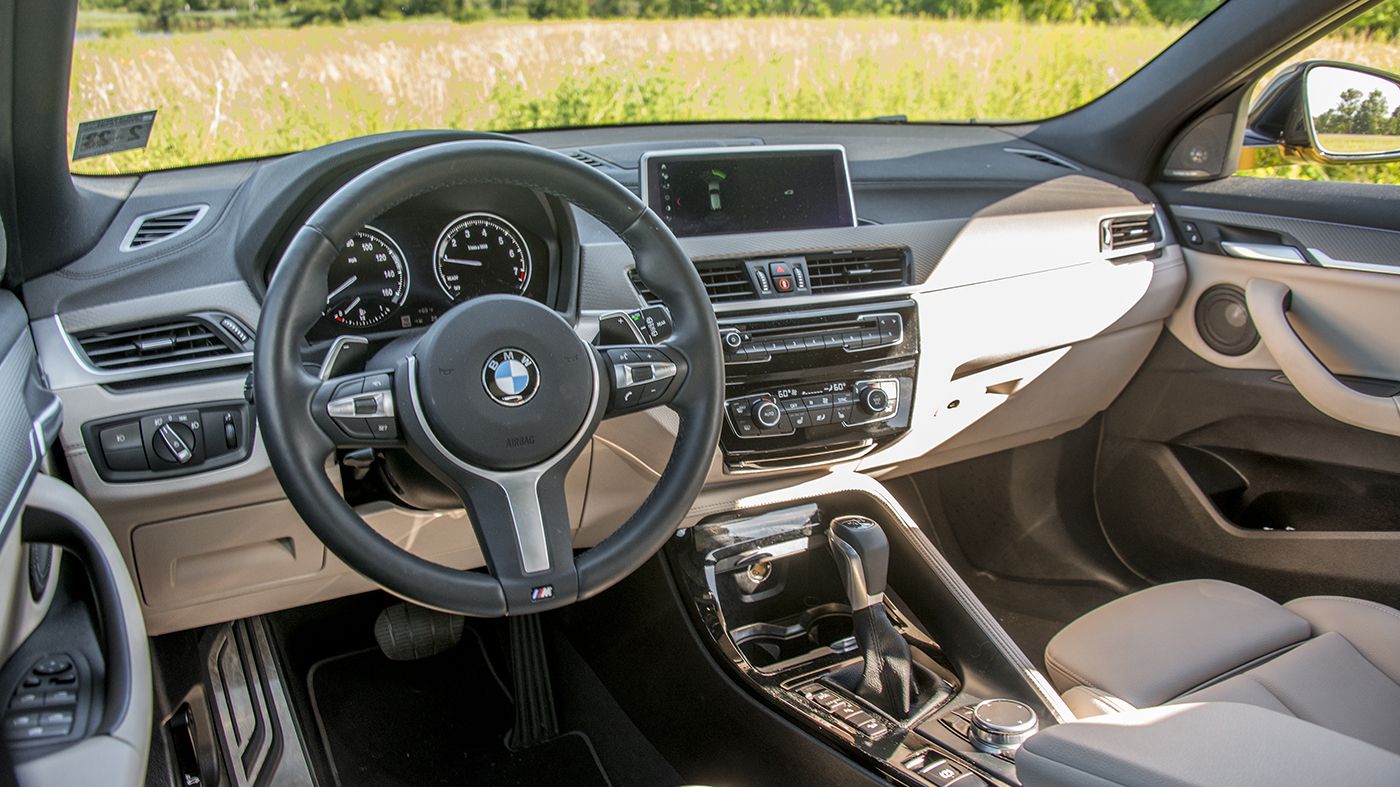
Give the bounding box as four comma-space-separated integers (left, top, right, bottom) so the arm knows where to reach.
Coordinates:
78, 0, 1400, 34
1314, 88, 1400, 138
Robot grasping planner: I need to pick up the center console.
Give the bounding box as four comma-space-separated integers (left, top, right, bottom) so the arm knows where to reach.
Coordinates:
666, 494, 1048, 787
717, 300, 917, 471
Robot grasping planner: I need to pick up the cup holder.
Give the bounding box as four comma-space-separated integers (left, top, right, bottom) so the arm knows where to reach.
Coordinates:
731, 602, 855, 673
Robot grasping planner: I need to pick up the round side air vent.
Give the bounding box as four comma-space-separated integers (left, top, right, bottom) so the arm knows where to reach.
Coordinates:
1195, 284, 1259, 356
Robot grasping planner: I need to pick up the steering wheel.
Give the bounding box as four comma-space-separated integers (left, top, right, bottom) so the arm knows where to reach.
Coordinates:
254, 140, 723, 616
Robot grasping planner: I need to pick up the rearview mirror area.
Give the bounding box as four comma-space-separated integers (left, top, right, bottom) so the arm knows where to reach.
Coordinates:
1244, 60, 1400, 166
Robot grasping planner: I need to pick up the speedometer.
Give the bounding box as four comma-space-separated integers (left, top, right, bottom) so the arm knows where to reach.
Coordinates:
324, 226, 409, 328
433, 213, 532, 300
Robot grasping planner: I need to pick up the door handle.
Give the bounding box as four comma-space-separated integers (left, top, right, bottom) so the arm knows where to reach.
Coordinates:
1244, 278, 1400, 436
1219, 242, 1308, 265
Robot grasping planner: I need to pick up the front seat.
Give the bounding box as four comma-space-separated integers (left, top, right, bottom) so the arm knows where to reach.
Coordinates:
1041, 579, 1400, 756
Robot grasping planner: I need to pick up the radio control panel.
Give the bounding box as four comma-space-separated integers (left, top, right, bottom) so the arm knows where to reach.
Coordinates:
722, 312, 902, 365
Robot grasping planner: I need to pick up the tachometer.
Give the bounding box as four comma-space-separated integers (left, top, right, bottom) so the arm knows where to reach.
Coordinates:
433, 213, 532, 300
324, 226, 409, 329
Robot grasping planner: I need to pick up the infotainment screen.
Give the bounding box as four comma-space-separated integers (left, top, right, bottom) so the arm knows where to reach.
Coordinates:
640, 146, 856, 238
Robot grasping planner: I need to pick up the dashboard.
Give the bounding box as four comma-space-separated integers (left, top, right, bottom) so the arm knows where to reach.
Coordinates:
299, 183, 561, 343
23, 122, 1184, 636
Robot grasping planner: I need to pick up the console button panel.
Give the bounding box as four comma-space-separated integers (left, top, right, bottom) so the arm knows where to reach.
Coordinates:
723, 311, 904, 365
797, 683, 891, 742
5, 654, 83, 746
84, 400, 254, 482
725, 379, 901, 440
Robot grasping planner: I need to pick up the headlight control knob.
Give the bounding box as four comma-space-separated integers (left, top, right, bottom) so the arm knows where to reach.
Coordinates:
752, 398, 782, 429
153, 422, 195, 465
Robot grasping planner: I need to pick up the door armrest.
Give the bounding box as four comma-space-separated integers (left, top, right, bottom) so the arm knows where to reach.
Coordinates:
1245, 277, 1400, 436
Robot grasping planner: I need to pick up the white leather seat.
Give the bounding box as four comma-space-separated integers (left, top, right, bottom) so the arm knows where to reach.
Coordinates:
1043, 579, 1400, 756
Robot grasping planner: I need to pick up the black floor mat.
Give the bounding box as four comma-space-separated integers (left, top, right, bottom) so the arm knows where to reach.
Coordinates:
309, 645, 611, 787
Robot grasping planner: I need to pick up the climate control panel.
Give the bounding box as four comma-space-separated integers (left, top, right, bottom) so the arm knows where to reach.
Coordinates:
726, 379, 901, 439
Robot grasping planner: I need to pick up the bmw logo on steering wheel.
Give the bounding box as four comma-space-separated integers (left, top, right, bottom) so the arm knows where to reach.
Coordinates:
482, 348, 540, 407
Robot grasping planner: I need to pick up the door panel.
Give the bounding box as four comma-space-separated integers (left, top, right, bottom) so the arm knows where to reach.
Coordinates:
1094, 178, 1400, 608
1164, 248, 1400, 380
0, 285, 151, 784
0, 290, 62, 662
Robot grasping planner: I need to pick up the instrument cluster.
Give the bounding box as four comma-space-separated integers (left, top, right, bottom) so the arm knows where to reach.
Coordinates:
306, 185, 557, 343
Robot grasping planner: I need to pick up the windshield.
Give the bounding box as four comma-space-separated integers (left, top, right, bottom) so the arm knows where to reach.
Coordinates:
70, 2, 1226, 175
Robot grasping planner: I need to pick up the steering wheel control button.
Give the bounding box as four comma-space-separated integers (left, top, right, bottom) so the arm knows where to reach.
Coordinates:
326, 379, 398, 442
605, 346, 679, 412
366, 418, 398, 439
333, 378, 364, 399
968, 699, 1038, 754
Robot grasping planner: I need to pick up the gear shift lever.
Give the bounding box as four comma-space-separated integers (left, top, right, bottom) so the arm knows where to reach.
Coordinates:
828, 516, 917, 717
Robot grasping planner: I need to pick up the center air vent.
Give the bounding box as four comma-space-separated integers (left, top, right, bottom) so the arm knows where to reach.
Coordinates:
73, 315, 249, 372
805, 249, 909, 294
630, 249, 910, 305
1100, 213, 1160, 252
630, 259, 756, 305
566, 150, 608, 168
120, 205, 209, 252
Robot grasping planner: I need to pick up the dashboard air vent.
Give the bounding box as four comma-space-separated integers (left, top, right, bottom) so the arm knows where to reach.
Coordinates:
567, 150, 608, 168
73, 316, 246, 371
1100, 213, 1159, 252
630, 259, 756, 305
1005, 148, 1080, 171
120, 205, 209, 252
805, 249, 909, 294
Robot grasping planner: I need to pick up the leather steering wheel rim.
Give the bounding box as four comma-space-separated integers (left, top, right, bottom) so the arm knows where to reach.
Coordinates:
254, 140, 723, 616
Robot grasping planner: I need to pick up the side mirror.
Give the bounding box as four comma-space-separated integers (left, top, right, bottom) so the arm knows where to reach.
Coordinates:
1245, 60, 1400, 165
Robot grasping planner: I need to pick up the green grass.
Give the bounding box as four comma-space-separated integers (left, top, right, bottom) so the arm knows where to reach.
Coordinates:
67, 17, 1400, 183
68, 17, 1186, 173
1317, 133, 1400, 154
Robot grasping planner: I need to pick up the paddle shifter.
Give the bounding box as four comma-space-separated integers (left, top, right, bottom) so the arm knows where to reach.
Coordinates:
827, 516, 918, 718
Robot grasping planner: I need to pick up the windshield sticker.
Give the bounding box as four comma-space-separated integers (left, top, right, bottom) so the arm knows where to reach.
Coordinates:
72, 110, 156, 161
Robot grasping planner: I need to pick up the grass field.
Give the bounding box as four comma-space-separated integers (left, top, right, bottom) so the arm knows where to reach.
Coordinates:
68, 17, 1400, 182
1317, 133, 1400, 154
